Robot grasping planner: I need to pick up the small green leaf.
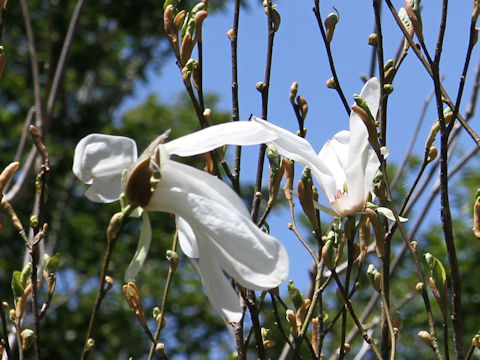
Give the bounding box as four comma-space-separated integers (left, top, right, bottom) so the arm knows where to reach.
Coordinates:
44, 253, 60, 275
11, 271, 24, 299
125, 212, 152, 282
288, 280, 304, 310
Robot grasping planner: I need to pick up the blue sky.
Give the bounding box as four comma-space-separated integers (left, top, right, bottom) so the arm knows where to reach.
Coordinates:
118, 1, 480, 292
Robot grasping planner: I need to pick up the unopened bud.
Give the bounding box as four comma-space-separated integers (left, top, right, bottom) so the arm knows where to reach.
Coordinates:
226, 28, 236, 41
324, 12, 339, 43
384, 84, 394, 95
343, 343, 351, 354
155, 343, 166, 356
21, 329, 35, 350
0, 162, 19, 196
415, 282, 424, 294
286, 309, 298, 338
426, 145, 437, 164
410, 240, 418, 251
295, 299, 311, 328
107, 212, 124, 242
166, 250, 179, 272
256, 81, 267, 93
472, 334, 480, 349
368, 33, 378, 47
322, 239, 335, 270
326, 77, 336, 89
104, 275, 114, 293
418, 330, 433, 347
367, 264, 382, 292
263, 339, 276, 349
296, 96, 308, 120
289, 82, 298, 105
473, 196, 480, 238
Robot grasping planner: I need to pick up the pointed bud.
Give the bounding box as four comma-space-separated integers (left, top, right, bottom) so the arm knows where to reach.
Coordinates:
365, 208, 385, 258
322, 239, 335, 270
367, 264, 382, 292
164, 5, 180, 59
174, 10, 186, 29
267, 145, 284, 207
358, 216, 370, 264
286, 309, 298, 338
405, 0, 424, 43
194, 10, 208, 42
324, 12, 339, 43
289, 82, 298, 106
282, 158, 294, 200
295, 299, 311, 329
107, 212, 124, 242
0, 162, 19, 197
473, 189, 480, 238
297, 168, 319, 231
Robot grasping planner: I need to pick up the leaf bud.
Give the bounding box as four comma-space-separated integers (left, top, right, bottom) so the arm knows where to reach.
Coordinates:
417, 330, 433, 347
367, 264, 382, 292
415, 282, 424, 294
322, 239, 335, 270
166, 250, 179, 272
472, 334, 480, 349
107, 212, 124, 242
155, 343, 166, 357
473, 192, 480, 238
384, 84, 394, 95
324, 12, 339, 43
297, 95, 308, 120
289, 81, 298, 106
343, 343, 351, 354
0, 162, 19, 197
426, 145, 437, 164
20, 329, 35, 350
297, 168, 319, 231
256, 81, 267, 93
368, 33, 378, 47
295, 299, 311, 329
326, 77, 336, 89
226, 28, 235, 41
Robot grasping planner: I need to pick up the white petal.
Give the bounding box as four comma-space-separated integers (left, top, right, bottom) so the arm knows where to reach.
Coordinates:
124, 212, 152, 282
73, 134, 137, 203
377, 206, 408, 222
363, 150, 381, 201
164, 121, 277, 157
360, 77, 381, 120
176, 216, 199, 258
145, 160, 289, 290
250, 116, 325, 170
198, 240, 243, 323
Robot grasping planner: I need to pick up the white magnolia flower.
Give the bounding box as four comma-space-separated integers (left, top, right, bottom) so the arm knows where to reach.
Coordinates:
252, 77, 381, 217
73, 122, 289, 322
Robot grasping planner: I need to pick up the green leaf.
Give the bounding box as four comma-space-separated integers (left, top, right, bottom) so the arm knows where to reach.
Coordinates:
45, 253, 61, 275
11, 271, 24, 299
124, 212, 152, 283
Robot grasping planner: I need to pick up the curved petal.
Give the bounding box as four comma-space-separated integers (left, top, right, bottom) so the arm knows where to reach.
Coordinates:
73, 134, 137, 203
164, 121, 277, 157
360, 77, 381, 120
145, 160, 289, 290
198, 239, 243, 323
363, 150, 381, 200
250, 117, 326, 170
176, 216, 199, 258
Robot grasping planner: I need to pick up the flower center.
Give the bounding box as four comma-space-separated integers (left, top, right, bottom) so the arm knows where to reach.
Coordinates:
333, 183, 348, 201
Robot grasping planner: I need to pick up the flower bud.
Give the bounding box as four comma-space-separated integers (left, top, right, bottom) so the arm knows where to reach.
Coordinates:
174, 10, 186, 29
405, 0, 424, 43
295, 299, 311, 329
267, 145, 284, 207
297, 168, 318, 231
365, 208, 385, 258
324, 12, 339, 43
322, 239, 335, 270
384, 84, 394, 95
286, 309, 298, 338
107, 212, 124, 242
0, 162, 19, 197
282, 158, 294, 200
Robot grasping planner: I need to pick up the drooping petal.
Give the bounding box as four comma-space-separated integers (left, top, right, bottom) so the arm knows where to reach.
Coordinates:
197, 239, 243, 323
164, 121, 277, 157
145, 160, 289, 290
124, 212, 152, 282
73, 134, 137, 203
176, 216, 199, 258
